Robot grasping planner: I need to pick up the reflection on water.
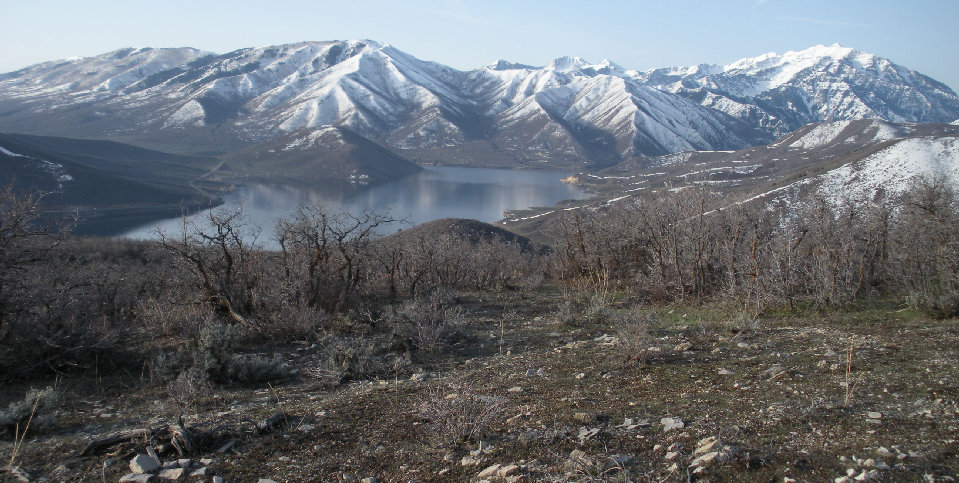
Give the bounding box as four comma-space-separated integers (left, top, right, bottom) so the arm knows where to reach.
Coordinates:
119, 166, 592, 248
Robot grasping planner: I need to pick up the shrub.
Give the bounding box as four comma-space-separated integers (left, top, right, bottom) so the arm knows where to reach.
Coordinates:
614, 309, 659, 364
309, 336, 407, 384
418, 382, 508, 447
166, 367, 213, 410
390, 291, 465, 353
0, 386, 61, 437
152, 320, 288, 385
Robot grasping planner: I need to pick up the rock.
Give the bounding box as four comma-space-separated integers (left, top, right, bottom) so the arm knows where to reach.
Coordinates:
691, 451, 719, 467
835, 477, 853, 483
620, 418, 650, 430
718, 368, 734, 375
867, 411, 882, 419
694, 436, 721, 455
213, 477, 224, 483
569, 449, 587, 460
189, 467, 208, 477
410, 372, 428, 382
298, 423, 316, 432
199, 458, 214, 466
507, 386, 523, 393
477, 464, 502, 478
478, 440, 492, 452
461, 455, 484, 466
854, 469, 876, 481
660, 417, 685, 432
825, 349, 838, 357
498, 464, 521, 477
874, 461, 890, 470
361, 478, 378, 483
130, 454, 161, 474
119, 474, 153, 483
257, 479, 278, 483
146, 447, 160, 461
876, 447, 894, 459
610, 454, 632, 466
665, 452, 679, 461
737, 342, 751, 348
674, 342, 693, 351
157, 468, 184, 480
575, 372, 586, 379
761, 365, 787, 379
577, 427, 600, 441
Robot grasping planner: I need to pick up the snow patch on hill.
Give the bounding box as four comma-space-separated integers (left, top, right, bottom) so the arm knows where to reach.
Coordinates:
0, 146, 28, 158
817, 137, 959, 203
790, 121, 852, 149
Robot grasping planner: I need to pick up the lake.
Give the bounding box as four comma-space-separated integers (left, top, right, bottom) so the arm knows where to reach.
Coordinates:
118, 166, 592, 248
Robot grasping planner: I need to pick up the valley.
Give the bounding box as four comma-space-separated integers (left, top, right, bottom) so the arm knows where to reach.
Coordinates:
1, 38, 959, 483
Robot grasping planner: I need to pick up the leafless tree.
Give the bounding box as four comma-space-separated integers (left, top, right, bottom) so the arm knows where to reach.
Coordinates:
157, 208, 263, 327
275, 204, 397, 314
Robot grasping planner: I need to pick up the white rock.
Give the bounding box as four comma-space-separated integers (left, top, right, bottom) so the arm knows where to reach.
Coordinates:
661, 417, 685, 432
157, 468, 184, 480
130, 454, 161, 474
477, 464, 502, 478
691, 451, 718, 467
119, 474, 153, 483
695, 436, 721, 455
866, 411, 882, 419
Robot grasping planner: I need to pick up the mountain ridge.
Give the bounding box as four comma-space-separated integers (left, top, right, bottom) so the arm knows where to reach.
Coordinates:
2, 41, 957, 171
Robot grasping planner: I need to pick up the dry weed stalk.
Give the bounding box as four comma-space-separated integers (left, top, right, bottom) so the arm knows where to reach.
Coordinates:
844, 341, 864, 408
7, 393, 41, 471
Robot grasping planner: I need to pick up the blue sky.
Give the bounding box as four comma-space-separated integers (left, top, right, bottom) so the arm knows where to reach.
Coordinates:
3, 0, 958, 90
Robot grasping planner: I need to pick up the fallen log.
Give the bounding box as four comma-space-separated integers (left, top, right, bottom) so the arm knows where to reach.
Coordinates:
76, 426, 166, 457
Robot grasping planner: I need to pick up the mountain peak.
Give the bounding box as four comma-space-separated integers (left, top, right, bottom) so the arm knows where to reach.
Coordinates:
547, 56, 591, 72
546, 56, 624, 76
486, 60, 535, 71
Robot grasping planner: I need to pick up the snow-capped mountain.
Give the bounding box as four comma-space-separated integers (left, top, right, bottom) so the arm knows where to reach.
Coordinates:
634, 44, 959, 137
1, 42, 957, 169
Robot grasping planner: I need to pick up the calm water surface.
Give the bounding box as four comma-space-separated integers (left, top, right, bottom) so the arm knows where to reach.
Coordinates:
119, 166, 591, 248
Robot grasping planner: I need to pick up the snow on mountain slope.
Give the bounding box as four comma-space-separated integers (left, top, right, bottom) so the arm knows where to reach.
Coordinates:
0, 47, 209, 98
817, 136, 959, 203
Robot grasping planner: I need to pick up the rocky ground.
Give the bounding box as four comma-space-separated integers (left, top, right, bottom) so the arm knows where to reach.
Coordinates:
2, 292, 958, 482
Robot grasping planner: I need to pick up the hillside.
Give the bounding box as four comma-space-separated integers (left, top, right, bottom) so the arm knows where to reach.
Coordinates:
0, 133, 229, 233
500, 120, 959, 242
